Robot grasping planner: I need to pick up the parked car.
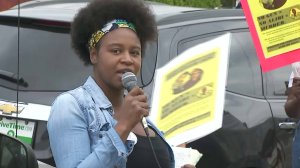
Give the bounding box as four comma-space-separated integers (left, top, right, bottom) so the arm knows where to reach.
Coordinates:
0, 0, 295, 167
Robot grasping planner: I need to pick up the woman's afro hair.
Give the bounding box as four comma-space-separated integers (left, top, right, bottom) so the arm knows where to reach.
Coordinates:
71, 0, 157, 65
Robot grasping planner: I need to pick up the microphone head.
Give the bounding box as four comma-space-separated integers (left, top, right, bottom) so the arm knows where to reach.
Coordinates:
122, 72, 137, 91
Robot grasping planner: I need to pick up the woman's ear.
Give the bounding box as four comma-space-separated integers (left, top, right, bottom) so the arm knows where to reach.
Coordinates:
89, 48, 98, 64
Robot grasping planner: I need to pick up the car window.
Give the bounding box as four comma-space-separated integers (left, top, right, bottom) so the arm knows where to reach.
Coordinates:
227, 32, 262, 97
138, 41, 157, 87
264, 65, 291, 98
0, 24, 19, 90
0, 24, 92, 91
178, 31, 263, 97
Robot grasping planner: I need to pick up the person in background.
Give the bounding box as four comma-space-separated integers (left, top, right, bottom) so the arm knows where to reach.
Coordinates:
47, 0, 196, 167
284, 72, 300, 168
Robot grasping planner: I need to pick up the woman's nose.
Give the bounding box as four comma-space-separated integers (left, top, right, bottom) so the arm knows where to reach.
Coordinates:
121, 52, 134, 64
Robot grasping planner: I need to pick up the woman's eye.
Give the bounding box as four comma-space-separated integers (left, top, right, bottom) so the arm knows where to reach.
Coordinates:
111, 48, 121, 54
131, 50, 141, 56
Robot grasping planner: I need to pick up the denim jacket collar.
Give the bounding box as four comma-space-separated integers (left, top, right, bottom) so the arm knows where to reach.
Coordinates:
83, 76, 112, 109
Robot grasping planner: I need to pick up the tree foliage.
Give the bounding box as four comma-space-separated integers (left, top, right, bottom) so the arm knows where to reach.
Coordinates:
220, 0, 236, 8
149, 0, 222, 8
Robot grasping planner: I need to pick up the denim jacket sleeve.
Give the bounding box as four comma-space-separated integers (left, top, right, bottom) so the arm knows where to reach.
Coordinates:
47, 92, 130, 168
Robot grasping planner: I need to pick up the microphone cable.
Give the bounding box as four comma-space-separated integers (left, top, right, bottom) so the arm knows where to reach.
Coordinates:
143, 124, 162, 168
122, 72, 163, 168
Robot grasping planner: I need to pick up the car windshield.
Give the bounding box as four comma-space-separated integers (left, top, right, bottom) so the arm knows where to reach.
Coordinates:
0, 23, 92, 91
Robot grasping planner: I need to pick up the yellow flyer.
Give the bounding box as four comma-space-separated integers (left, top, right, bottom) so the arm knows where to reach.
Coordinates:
149, 34, 231, 146
241, 0, 300, 72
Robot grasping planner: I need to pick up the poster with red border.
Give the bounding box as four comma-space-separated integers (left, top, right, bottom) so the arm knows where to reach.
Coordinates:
241, 0, 300, 72
0, 0, 31, 11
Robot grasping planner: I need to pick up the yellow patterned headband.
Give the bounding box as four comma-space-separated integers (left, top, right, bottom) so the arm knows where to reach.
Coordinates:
88, 19, 136, 49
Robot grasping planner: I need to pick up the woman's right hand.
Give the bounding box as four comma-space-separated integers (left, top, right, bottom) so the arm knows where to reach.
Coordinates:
114, 87, 149, 140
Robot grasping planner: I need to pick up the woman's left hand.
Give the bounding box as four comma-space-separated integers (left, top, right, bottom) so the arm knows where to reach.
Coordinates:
181, 164, 196, 168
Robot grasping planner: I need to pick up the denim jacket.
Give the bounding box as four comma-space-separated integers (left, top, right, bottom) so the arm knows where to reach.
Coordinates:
47, 76, 175, 168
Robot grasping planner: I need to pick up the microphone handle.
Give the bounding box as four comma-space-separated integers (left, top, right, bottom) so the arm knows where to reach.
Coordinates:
141, 117, 149, 136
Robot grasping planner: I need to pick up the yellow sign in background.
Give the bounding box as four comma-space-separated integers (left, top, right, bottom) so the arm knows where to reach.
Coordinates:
247, 0, 300, 58
156, 50, 220, 139
150, 33, 231, 146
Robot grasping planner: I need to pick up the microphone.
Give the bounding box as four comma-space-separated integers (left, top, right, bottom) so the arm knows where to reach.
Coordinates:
122, 72, 149, 136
